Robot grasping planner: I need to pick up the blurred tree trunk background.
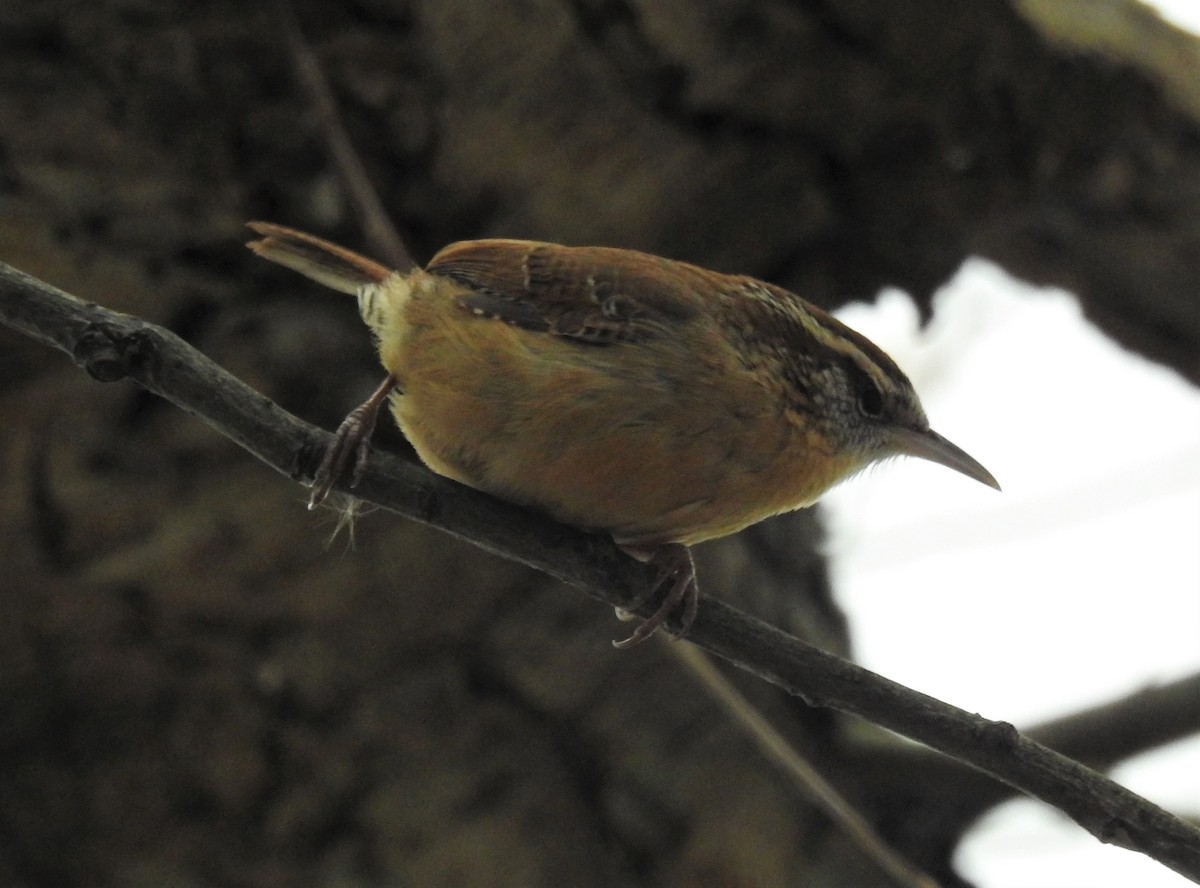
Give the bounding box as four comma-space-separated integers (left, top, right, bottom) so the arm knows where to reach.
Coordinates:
1, 1, 1197, 886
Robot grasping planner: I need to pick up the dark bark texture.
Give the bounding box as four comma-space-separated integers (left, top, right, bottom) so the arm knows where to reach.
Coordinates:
1, 1, 1197, 886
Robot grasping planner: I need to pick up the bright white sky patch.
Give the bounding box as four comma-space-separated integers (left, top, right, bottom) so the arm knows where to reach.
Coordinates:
819, 3, 1200, 883
822, 258, 1200, 887
1142, 0, 1200, 35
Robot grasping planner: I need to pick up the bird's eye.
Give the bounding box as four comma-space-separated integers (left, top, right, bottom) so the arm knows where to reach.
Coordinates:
857, 383, 884, 417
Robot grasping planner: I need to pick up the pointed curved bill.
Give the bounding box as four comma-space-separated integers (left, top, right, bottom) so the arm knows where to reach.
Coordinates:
887, 427, 1001, 491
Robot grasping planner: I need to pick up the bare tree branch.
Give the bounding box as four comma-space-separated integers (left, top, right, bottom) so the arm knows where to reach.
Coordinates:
3, 258, 1199, 883
842, 671, 1200, 859
1029, 672, 1200, 772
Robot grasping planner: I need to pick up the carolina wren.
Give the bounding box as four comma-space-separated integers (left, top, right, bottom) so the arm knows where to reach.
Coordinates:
247, 222, 999, 647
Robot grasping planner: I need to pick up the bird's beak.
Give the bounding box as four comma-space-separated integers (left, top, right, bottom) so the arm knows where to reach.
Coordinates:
888, 427, 1001, 491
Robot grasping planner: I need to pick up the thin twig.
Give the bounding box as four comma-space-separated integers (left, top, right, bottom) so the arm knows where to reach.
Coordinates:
280, 0, 416, 271
2, 261, 1200, 883
668, 641, 941, 888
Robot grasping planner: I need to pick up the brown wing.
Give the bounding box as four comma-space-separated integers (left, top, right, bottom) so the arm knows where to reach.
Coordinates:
426, 239, 704, 344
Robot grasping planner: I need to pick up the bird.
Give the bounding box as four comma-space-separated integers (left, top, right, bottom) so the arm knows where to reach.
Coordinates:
247, 222, 999, 647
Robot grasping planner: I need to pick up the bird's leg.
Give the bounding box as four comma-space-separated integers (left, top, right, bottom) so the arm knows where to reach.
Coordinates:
308, 374, 397, 508
612, 543, 700, 649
